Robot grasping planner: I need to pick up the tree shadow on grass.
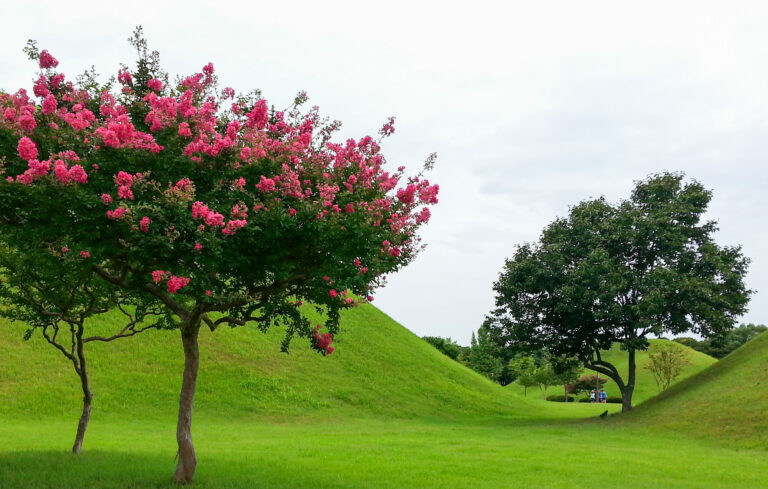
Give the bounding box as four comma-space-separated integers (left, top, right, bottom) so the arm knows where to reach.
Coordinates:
0, 450, 344, 489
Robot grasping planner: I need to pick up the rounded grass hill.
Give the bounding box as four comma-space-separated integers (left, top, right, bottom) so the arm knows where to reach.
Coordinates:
623, 331, 768, 449
0, 304, 611, 425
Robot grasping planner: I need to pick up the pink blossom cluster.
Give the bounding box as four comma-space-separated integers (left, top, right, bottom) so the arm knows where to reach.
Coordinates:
114, 171, 135, 200
222, 219, 246, 236
313, 325, 335, 355
53, 160, 88, 185
147, 78, 163, 92
150, 270, 191, 294
94, 115, 162, 153
39, 50, 59, 69
191, 201, 226, 229
17, 137, 37, 161
106, 207, 130, 220
167, 275, 191, 294
152, 270, 167, 284
140, 216, 150, 232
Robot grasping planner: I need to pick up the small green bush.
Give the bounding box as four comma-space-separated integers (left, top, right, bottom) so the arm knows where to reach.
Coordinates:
606, 397, 623, 404
546, 395, 575, 402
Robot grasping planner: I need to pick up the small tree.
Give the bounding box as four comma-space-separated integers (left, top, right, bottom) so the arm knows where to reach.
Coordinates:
0, 248, 164, 453
466, 329, 505, 382
0, 30, 438, 483
509, 355, 537, 396
533, 360, 557, 398
644, 342, 691, 392
568, 375, 608, 398
485, 173, 751, 412
549, 355, 582, 402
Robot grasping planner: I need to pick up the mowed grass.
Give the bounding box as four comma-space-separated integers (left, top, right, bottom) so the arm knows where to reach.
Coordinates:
622, 331, 768, 449
506, 339, 716, 405
1, 305, 767, 488
0, 304, 586, 422
2, 417, 768, 489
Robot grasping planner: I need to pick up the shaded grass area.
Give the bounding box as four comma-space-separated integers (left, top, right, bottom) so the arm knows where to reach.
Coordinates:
2, 417, 767, 489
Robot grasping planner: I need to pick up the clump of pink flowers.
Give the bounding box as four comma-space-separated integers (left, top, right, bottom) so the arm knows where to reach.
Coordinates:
313, 325, 335, 355
167, 275, 190, 294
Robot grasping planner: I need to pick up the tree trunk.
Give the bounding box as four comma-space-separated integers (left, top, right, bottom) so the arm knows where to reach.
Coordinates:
174, 326, 200, 484
621, 349, 637, 412
72, 325, 92, 454
563, 384, 568, 402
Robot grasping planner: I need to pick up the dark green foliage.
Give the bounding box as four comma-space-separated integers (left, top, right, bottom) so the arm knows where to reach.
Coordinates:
546, 395, 575, 402
422, 336, 467, 361
674, 324, 767, 358
568, 375, 608, 396
485, 172, 751, 411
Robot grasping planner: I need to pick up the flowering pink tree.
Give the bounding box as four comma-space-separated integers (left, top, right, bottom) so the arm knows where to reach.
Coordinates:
0, 29, 438, 483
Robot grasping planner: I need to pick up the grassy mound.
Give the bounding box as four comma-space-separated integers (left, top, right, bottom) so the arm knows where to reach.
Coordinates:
0, 304, 610, 424
507, 339, 716, 405
623, 331, 768, 449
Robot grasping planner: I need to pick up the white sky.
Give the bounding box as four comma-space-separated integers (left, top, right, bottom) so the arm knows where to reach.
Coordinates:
2, 1, 766, 345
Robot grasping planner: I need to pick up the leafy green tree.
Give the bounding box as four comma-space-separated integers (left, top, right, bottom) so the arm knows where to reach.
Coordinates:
0, 247, 161, 453
549, 355, 582, 402
422, 336, 467, 361
568, 375, 608, 398
644, 342, 691, 392
509, 355, 537, 396
0, 31, 438, 483
485, 173, 751, 412
466, 330, 504, 382
533, 360, 557, 398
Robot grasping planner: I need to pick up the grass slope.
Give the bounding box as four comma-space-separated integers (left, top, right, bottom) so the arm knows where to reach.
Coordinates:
507, 339, 716, 405
0, 304, 608, 423
623, 331, 768, 448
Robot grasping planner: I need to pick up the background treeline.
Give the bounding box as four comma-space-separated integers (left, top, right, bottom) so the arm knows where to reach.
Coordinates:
673, 324, 766, 359
424, 323, 766, 386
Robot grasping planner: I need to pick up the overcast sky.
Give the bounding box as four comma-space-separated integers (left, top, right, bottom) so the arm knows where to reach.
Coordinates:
2, 1, 766, 344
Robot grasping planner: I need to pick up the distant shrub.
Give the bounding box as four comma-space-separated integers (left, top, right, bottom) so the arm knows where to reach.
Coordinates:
606, 397, 623, 404
546, 395, 575, 402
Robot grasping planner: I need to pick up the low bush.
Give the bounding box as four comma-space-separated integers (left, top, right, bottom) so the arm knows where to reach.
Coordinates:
546, 395, 575, 402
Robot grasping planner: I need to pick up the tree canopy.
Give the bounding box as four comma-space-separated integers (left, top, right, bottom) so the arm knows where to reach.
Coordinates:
484, 172, 750, 411
0, 29, 438, 482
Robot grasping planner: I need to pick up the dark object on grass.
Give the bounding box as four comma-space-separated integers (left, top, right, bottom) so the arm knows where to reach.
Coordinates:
600, 410, 608, 418
546, 395, 575, 402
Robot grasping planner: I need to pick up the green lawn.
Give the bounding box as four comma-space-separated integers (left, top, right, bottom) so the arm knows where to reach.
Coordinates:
1, 305, 766, 488
622, 331, 768, 449
2, 417, 767, 489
